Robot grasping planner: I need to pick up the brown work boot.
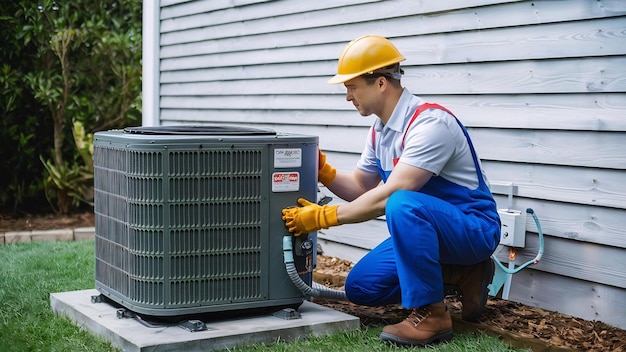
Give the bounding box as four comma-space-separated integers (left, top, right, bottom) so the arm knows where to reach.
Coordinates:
441, 259, 495, 322
379, 301, 453, 346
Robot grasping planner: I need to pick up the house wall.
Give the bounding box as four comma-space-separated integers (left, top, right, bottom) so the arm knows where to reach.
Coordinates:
145, 0, 626, 329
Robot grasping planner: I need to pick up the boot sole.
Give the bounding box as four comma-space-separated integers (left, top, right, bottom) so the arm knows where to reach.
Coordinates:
380, 329, 453, 347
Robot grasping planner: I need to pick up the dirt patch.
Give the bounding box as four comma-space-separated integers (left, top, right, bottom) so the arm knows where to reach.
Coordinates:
0, 211, 95, 233
1, 213, 624, 351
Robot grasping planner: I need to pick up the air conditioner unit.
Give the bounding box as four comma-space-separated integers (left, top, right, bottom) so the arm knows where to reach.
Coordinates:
93, 126, 318, 317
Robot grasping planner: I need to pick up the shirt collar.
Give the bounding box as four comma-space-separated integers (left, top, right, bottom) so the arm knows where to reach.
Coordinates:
374, 88, 424, 133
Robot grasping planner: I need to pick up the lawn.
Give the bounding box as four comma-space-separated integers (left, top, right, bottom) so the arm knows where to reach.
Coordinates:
0, 240, 528, 351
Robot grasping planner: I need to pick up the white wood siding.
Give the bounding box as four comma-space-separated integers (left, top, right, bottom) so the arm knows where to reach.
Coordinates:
147, 0, 626, 329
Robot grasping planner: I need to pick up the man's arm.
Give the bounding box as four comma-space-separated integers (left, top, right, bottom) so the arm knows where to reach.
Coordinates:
282, 161, 432, 237
326, 168, 381, 202
336, 162, 433, 224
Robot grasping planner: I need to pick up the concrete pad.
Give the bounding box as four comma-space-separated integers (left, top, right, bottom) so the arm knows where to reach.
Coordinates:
51, 289, 360, 352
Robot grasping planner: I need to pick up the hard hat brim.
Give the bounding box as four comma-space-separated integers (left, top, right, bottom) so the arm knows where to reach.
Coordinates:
327, 57, 406, 84
327, 73, 362, 85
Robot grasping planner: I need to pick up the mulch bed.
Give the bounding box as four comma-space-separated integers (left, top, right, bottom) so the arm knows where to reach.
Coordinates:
313, 255, 625, 352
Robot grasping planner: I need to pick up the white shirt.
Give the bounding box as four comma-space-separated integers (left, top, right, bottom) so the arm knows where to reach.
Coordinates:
356, 88, 487, 190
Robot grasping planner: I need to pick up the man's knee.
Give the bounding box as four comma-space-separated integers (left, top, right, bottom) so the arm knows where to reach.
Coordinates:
344, 273, 376, 306
344, 271, 401, 306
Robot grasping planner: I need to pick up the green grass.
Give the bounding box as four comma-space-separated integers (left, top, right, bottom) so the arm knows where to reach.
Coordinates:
226, 327, 528, 352
0, 241, 118, 352
0, 241, 528, 351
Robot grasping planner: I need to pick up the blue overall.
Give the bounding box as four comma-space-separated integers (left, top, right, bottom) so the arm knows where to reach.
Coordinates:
344, 104, 501, 309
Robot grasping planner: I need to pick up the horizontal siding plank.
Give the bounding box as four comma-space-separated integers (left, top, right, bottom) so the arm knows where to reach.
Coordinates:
160, 95, 353, 111
492, 195, 626, 248
322, 151, 363, 174
403, 57, 626, 95
162, 16, 626, 69
485, 161, 626, 209
399, 16, 626, 65
436, 93, 626, 132
161, 0, 271, 20
471, 128, 626, 169
160, 78, 332, 95
318, 220, 389, 252
158, 44, 332, 69
160, 93, 626, 132
161, 57, 626, 94
506, 269, 626, 329
160, 0, 625, 45
161, 0, 379, 31
316, 237, 370, 264
160, 62, 331, 82
159, 0, 522, 41
160, 109, 376, 128
161, 0, 192, 6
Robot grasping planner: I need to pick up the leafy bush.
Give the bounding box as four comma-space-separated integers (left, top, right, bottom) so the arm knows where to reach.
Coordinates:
40, 121, 94, 213
0, 0, 142, 214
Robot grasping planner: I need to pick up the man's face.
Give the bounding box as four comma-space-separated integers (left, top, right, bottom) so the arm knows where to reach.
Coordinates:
343, 76, 382, 117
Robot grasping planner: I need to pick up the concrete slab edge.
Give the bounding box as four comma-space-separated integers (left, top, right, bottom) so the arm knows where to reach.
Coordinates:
1, 227, 95, 245
51, 290, 139, 352
51, 289, 361, 352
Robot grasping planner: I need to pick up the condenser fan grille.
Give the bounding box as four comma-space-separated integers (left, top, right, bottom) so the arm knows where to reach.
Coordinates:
95, 147, 265, 307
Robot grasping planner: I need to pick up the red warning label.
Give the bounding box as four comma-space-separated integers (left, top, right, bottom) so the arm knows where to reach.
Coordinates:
272, 172, 300, 192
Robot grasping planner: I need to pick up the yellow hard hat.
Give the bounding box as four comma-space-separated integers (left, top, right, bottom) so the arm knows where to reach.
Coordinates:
328, 35, 406, 84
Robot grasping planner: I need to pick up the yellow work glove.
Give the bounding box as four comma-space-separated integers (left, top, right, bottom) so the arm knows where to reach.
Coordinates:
282, 198, 340, 236
318, 149, 337, 186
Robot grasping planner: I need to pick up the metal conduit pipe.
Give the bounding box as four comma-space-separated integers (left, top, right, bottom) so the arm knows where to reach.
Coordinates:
283, 236, 348, 301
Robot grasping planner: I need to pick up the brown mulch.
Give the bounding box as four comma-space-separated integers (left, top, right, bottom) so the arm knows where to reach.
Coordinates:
1, 213, 624, 351
313, 255, 625, 352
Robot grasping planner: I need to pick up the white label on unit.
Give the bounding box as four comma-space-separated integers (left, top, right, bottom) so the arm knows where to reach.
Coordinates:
272, 172, 300, 192
274, 148, 302, 168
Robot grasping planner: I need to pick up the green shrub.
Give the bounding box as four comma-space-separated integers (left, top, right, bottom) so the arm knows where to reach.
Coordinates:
0, 0, 142, 214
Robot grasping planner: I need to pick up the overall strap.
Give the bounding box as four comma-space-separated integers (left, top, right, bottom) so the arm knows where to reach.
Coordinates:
371, 103, 486, 187
371, 103, 455, 150
400, 103, 454, 149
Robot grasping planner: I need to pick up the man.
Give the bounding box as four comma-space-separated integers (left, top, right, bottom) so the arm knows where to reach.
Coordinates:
282, 35, 500, 346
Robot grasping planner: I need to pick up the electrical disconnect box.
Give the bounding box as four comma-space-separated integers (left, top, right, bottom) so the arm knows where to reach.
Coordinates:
497, 209, 526, 247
